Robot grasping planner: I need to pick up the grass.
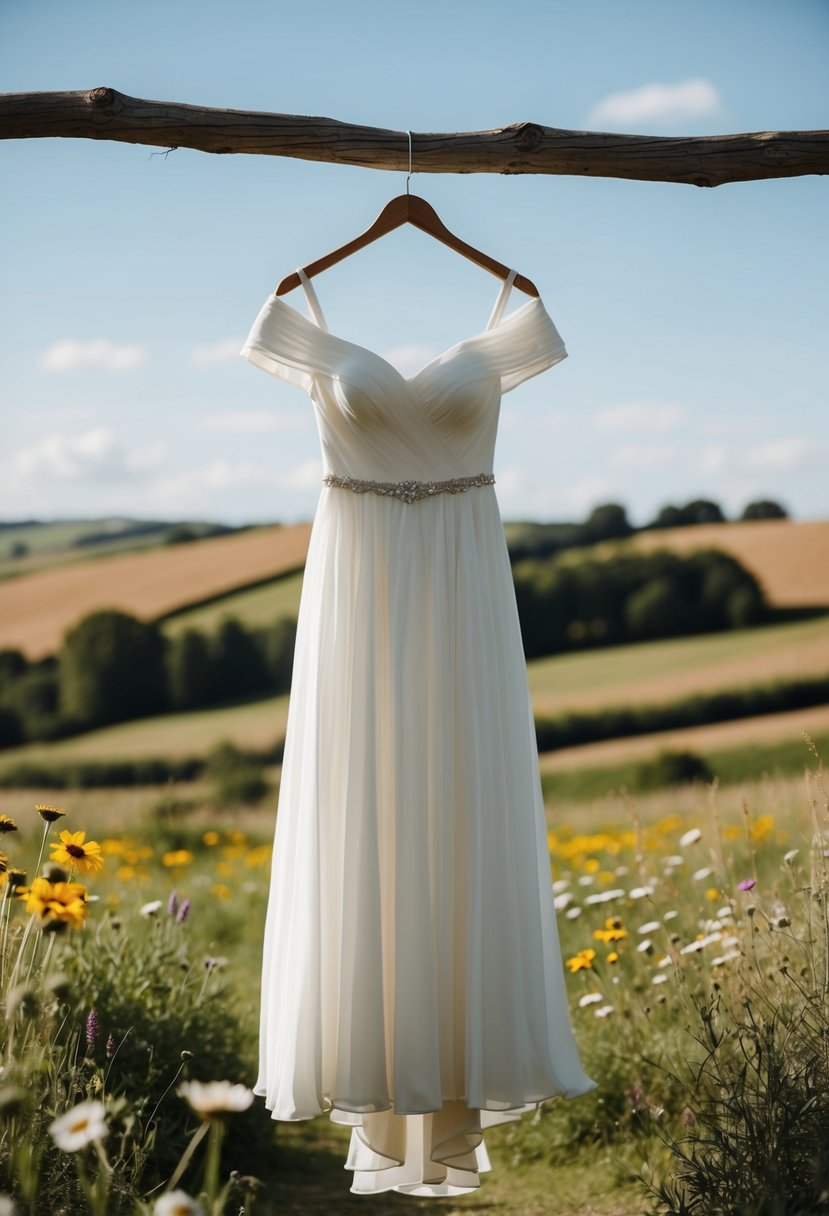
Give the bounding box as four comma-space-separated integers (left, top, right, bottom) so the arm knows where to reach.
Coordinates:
160, 571, 305, 640
2, 757, 824, 1212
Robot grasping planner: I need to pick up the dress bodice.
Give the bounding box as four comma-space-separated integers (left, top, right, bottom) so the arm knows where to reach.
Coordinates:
240, 268, 568, 484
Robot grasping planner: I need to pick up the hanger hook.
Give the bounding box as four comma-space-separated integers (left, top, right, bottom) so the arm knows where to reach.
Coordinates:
405, 129, 413, 195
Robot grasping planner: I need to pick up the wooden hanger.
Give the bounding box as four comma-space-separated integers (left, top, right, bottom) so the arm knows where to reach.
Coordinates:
274, 192, 539, 298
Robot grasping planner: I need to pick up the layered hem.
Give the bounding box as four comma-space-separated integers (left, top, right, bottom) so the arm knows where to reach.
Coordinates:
254, 1079, 597, 1196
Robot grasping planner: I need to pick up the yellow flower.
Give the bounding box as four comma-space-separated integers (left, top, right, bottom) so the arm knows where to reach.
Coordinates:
211, 883, 232, 900
49, 830, 104, 875
566, 948, 597, 973
606, 951, 619, 964
705, 887, 720, 901
162, 850, 194, 868
17, 876, 89, 929
35, 803, 66, 823
202, 830, 220, 847
593, 925, 628, 943
0, 815, 18, 833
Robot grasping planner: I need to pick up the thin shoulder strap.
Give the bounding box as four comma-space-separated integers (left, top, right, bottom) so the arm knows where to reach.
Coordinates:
485, 268, 518, 332
296, 267, 329, 332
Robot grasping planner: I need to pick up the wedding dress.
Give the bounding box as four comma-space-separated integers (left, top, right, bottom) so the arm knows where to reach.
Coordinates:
240, 267, 597, 1196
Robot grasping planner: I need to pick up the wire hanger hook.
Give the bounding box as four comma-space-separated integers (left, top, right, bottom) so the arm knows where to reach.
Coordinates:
405, 129, 413, 195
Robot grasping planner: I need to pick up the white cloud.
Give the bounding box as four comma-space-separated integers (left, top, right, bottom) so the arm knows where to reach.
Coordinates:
190, 338, 246, 367
742, 437, 824, 472
495, 468, 617, 519
198, 409, 310, 433
702, 415, 769, 435
588, 78, 722, 128
608, 441, 679, 469
39, 339, 146, 373
148, 457, 323, 509
14, 428, 122, 481
595, 402, 687, 431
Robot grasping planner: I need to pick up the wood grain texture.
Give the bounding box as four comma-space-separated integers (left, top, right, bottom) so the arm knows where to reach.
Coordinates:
1, 87, 828, 185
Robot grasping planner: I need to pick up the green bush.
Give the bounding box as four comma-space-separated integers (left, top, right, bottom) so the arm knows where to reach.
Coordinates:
58, 610, 169, 730
635, 750, 714, 791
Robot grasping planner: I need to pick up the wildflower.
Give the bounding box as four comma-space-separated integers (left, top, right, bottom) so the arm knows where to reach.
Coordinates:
0, 853, 8, 874
0, 816, 18, 833
167, 890, 179, 917
565, 906, 582, 919
565, 949, 597, 973
662, 910, 678, 921
162, 850, 193, 868
628, 886, 654, 899
211, 884, 232, 900
202, 830, 220, 847
49, 830, 104, 875
578, 992, 604, 1007
49, 1100, 108, 1151
594, 1005, 614, 1018
140, 899, 163, 916
554, 892, 574, 910
712, 949, 741, 966
176, 898, 190, 924
680, 828, 701, 847
85, 1009, 99, 1052
16, 877, 89, 929
35, 804, 66, 823
705, 887, 720, 901
106, 1033, 116, 1057
176, 1080, 254, 1119
154, 1192, 204, 1216
738, 877, 756, 891
577, 875, 595, 887
204, 956, 228, 972
783, 849, 799, 865
652, 974, 668, 985
584, 888, 626, 905
606, 951, 619, 964
637, 939, 653, 953
692, 867, 713, 881
638, 921, 661, 934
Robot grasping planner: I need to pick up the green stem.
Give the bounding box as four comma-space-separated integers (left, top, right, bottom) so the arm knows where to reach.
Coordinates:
165, 1117, 210, 1192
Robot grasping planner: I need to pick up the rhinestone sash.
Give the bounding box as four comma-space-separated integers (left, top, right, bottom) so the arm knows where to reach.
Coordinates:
322, 471, 496, 505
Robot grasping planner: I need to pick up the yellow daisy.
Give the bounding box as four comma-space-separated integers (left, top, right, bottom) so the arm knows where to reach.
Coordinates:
49, 830, 104, 875
566, 948, 597, 973
0, 815, 18, 833
17, 877, 89, 929
35, 803, 66, 823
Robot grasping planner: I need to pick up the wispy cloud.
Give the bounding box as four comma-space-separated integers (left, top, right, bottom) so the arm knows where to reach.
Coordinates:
595, 401, 687, 431
588, 78, 722, 129
190, 338, 246, 367
12, 428, 166, 482
39, 340, 146, 373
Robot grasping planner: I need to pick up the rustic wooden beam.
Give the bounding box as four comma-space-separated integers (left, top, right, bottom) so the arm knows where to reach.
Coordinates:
1, 86, 828, 187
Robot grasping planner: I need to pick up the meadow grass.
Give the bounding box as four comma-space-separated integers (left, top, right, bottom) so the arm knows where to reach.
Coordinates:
1, 751, 827, 1213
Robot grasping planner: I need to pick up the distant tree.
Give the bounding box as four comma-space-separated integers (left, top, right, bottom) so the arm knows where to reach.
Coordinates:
649, 500, 725, 529
580, 502, 632, 544
258, 617, 298, 693
682, 498, 726, 525
0, 648, 28, 683
8, 541, 28, 559
210, 617, 265, 701
164, 524, 198, 545
624, 576, 694, 639
58, 609, 169, 729
740, 499, 788, 520
167, 628, 213, 709
0, 706, 25, 749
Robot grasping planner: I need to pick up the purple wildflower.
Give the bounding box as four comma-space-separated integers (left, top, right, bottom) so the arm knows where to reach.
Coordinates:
85, 1008, 99, 1052
176, 897, 190, 924
105, 1033, 116, 1058
167, 889, 179, 917
738, 878, 757, 891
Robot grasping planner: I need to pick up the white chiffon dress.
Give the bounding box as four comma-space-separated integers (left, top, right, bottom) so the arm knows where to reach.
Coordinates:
240, 266, 597, 1197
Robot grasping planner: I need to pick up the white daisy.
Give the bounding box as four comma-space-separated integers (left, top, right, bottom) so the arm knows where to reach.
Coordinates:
565, 905, 582, 919
637, 939, 653, 953
651, 973, 668, 985
584, 888, 626, 905
692, 867, 713, 881
552, 879, 570, 893
140, 900, 163, 917
177, 1080, 254, 1118
49, 1101, 108, 1152
680, 828, 702, 847
711, 949, 742, 966
578, 992, 604, 1007
783, 849, 799, 864
594, 1005, 614, 1018
638, 921, 661, 934
154, 1192, 204, 1216
554, 892, 574, 910
628, 886, 655, 900
662, 910, 678, 921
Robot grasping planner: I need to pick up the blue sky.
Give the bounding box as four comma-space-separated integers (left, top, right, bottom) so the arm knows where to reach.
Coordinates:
1, 0, 827, 527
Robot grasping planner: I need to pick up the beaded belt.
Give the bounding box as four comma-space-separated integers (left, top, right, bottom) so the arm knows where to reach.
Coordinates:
322, 471, 495, 505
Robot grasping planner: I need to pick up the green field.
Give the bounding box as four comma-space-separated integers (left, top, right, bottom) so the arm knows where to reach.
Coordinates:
160, 570, 305, 638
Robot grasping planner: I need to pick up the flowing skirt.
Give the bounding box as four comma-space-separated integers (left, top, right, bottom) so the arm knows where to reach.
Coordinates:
254, 482, 597, 1195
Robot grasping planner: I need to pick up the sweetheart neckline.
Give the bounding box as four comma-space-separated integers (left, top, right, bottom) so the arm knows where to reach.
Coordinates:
266, 291, 546, 388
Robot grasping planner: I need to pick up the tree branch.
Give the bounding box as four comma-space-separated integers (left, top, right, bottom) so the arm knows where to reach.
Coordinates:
1, 87, 828, 187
